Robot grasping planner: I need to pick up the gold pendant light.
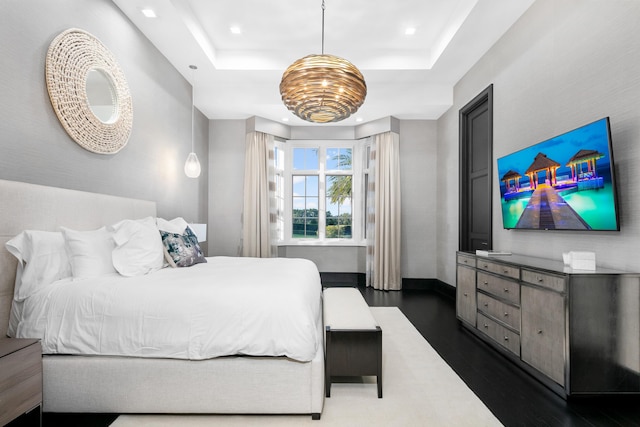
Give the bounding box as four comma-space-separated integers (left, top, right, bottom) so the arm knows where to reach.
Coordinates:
279, 0, 366, 123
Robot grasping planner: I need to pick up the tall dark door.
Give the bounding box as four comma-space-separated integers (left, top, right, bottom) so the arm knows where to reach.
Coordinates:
459, 85, 493, 252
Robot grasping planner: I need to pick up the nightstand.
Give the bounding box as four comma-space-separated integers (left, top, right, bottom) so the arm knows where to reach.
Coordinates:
0, 338, 42, 427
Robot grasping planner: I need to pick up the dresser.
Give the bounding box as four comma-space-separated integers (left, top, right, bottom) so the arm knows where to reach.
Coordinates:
0, 338, 42, 426
456, 251, 640, 397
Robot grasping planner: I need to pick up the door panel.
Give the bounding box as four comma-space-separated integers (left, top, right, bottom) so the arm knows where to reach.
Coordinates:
460, 85, 493, 252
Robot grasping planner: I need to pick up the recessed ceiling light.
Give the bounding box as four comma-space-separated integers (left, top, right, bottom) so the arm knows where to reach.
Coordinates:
141, 8, 157, 18
282, 117, 289, 122
355, 117, 363, 122
405, 27, 416, 36
230, 26, 242, 35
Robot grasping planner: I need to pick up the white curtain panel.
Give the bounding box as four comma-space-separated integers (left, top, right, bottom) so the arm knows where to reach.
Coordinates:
241, 131, 277, 258
366, 132, 402, 290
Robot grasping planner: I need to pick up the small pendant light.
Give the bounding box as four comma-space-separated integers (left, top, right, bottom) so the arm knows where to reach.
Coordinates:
184, 64, 201, 178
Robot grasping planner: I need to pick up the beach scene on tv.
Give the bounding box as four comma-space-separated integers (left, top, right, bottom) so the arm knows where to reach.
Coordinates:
497, 118, 619, 231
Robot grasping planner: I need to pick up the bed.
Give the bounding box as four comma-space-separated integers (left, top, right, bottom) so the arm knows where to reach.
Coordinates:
0, 179, 324, 419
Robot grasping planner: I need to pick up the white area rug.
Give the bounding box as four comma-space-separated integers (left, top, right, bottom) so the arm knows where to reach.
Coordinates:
112, 307, 502, 427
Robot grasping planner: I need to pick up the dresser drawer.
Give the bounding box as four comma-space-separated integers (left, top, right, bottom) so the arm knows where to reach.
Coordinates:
477, 313, 520, 356
476, 259, 519, 280
477, 292, 521, 331
521, 269, 566, 293
457, 253, 476, 268
0, 340, 42, 426
477, 271, 520, 305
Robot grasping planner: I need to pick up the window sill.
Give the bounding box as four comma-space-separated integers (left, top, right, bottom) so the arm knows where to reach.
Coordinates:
278, 240, 366, 247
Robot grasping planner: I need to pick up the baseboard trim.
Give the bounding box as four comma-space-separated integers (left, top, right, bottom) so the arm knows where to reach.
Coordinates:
402, 278, 455, 300
320, 273, 455, 300
320, 272, 365, 287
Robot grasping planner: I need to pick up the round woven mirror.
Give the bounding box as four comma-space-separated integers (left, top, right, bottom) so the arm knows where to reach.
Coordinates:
45, 28, 133, 154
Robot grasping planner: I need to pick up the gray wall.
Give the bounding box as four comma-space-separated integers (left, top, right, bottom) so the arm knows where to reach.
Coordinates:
208, 119, 437, 277
208, 120, 245, 256
0, 0, 208, 224
400, 120, 438, 279
436, 0, 640, 286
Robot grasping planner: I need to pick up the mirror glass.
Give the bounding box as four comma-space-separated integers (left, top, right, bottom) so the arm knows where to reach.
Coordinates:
86, 68, 118, 123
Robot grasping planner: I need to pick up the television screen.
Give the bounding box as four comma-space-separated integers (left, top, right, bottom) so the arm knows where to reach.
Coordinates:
497, 117, 619, 231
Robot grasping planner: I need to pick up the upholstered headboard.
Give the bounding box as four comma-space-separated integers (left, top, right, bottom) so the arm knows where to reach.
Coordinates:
0, 179, 156, 337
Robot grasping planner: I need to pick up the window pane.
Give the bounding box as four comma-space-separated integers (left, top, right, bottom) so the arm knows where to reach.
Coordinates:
293, 176, 305, 196
306, 175, 319, 196
293, 147, 319, 170
364, 173, 369, 239
305, 203, 319, 218
365, 145, 371, 169
292, 217, 319, 239
274, 145, 282, 170
326, 175, 352, 206
326, 148, 352, 171
292, 175, 319, 239
305, 219, 318, 237
293, 196, 306, 210
292, 218, 305, 238
326, 175, 352, 239
339, 218, 352, 238
275, 174, 284, 241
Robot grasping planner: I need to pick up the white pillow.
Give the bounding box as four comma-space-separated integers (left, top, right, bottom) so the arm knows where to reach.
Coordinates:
156, 217, 189, 234
61, 226, 117, 279
5, 230, 72, 301
110, 217, 164, 277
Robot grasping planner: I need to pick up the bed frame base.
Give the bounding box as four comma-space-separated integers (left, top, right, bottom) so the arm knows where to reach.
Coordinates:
44, 350, 324, 418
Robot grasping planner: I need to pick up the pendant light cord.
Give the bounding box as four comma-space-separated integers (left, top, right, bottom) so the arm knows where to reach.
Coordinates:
189, 65, 197, 152
321, 0, 325, 55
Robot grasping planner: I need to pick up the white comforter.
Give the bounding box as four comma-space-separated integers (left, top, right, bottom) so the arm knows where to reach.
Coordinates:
13, 257, 322, 362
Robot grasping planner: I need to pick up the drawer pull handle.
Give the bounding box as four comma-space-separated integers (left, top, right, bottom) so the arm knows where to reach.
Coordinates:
537, 329, 543, 335
538, 277, 544, 283
483, 281, 488, 285
504, 336, 509, 341
483, 324, 489, 329
504, 312, 508, 317
463, 293, 468, 297
483, 264, 488, 268
503, 288, 509, 293
484, 303, 489, 307
503, 269, 509, 274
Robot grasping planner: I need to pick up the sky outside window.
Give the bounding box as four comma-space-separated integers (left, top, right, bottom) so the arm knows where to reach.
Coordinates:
293, 148, 319, 170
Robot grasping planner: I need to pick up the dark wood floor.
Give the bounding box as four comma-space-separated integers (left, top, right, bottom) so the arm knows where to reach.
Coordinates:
32, 287, 640, 427
360, 286, 640, 427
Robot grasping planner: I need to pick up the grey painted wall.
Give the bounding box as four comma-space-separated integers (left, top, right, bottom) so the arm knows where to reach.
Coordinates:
400, 120, 438, 279
436, 0, 640, 286
208, 120, 246, 256
0, 0, 208, 225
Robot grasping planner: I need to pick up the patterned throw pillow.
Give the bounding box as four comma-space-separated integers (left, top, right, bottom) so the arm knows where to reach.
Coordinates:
159, 226, 207, 268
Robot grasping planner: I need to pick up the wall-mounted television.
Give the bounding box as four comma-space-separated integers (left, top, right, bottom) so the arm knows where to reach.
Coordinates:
497, 117, 619, 231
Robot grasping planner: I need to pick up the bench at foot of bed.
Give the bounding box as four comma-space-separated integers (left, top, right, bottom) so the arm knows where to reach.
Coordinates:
323, 287, 382, 398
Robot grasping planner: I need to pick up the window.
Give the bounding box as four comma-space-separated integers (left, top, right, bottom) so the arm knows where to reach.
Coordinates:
274, 143, 285, 241
292, 175, 319, 238
362, 141, 372, 239
277, 140, 363, 245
